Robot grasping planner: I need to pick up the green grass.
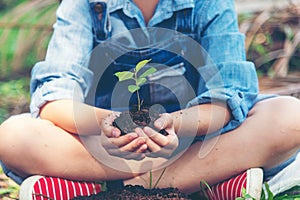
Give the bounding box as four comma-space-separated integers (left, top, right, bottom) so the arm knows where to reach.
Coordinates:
0, 78, 30, 123
0, 166, 20, 199
266, 185, 300, 200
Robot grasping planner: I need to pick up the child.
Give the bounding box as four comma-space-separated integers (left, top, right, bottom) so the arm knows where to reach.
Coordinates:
1, 0, 300, 199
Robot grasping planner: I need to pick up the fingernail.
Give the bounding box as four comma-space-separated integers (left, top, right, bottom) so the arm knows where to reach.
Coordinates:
141, 144, 148, 151
138, 138, 146, 145
143, 127, 156, 137
112, 130, 118, 137
128, 133, 138, 140
135, 128, 144, 136
155, 120, 163, 129
143, 127, 151, 134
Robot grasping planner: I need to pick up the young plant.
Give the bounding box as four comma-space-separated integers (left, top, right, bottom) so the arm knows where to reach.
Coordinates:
114, 59, 156, 111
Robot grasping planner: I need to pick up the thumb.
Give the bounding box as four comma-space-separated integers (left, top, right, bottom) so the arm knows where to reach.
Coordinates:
154, 113, 173, 130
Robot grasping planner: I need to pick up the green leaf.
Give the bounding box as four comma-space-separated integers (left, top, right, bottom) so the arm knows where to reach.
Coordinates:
199, 180, 213, 200
136, 77, 147, 86
264, 182, 274, 200
128, 85, 140, 93
114, 71, 134, 81
135, 59, 152, 73
244, 194, 254, 199
0, 188, 14, 195
140, 67, 157, 78
235, 187, 256, 200
241, 187, 247, 195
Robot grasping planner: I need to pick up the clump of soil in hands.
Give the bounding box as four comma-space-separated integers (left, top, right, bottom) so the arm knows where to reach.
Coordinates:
72, 185, 191, 200
113, 106, 168, 136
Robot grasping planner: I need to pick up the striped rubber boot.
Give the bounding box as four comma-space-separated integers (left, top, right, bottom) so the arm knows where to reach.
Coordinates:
19, 175, 102, 200
196, 168, 263, 200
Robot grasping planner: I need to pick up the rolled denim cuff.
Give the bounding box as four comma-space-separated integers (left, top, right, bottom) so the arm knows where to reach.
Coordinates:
0, 161, 24, 185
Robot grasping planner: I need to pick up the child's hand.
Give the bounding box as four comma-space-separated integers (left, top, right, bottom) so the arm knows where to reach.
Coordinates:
143, 113, 179, 158
100, 112, 148, 160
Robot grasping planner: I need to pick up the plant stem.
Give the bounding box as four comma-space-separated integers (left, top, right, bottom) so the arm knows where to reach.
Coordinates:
134, 70, 141, 111
149, 170, 153, 189
153, 168, 166, 189
137, 90, 141, 111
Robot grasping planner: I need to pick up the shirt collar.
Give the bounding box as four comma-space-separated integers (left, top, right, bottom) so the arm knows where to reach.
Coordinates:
107, 0, 195, 13
172, 0, 195, 11
107, 0, 195, 27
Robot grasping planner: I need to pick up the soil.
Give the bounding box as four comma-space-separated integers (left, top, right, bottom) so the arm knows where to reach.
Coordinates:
72, 185, 192, 200
113, 106, 168, 136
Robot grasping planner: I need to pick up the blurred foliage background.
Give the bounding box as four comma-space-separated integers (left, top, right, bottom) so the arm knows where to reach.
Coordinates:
0, 0, 58, 124
0, 0, 300, 199
0, 0, 19, 11
1, 0, 300, 124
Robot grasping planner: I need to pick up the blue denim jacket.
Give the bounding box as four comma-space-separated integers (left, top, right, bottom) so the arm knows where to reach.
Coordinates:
30, 0, 259, 134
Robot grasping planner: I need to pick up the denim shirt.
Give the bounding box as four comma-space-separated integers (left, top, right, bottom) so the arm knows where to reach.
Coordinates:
30, 0, 259, 134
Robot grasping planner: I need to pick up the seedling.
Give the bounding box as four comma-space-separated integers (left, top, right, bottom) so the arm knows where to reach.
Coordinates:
113, 59, 168, 135
114, 59, 157, 111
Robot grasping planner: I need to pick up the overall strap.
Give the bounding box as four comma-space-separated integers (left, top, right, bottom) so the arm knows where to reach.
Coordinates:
175, 8, 194, 34
89, 0, 111, 42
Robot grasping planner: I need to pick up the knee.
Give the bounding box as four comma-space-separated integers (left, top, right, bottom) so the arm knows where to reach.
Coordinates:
269, 96, 300, 129
0, 115, 34, 157
257, 96, 300, 148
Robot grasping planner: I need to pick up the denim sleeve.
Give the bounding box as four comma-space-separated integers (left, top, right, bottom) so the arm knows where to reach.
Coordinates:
189, 0, 259, 132
30, 0, 94, 117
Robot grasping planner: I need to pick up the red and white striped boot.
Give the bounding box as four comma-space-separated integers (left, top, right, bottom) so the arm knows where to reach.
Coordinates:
19, 175, 102, 200
202, 168, 263, 200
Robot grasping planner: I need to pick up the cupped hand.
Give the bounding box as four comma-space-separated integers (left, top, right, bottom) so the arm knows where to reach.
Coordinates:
100, 112, 148, 160
143, 113, 179, 158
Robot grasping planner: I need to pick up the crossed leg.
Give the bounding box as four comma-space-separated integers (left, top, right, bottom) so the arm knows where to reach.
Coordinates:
0, 96, 299, 194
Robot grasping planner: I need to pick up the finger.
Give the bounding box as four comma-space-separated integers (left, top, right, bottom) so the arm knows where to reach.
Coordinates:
134, 127, 147, 137
107, 138, 147, 160
102, 133, 138, 148
146, 150, 164, 158
135, 144, 148, 154
119, 137, 147, 152
144, 127, 179, 158
154, 113, 173, 130
146, 148, 171, 158
145, 134, 178, 158
102, 127, 121, 138
106, 148, 146, 160
134, 127, 161, 152
144, 126, 170, 147
142, 127, 164, 152
100, 121, 114, 137
111, 127, 121, 137
111, 133, 139, 147
101, 112, 121, 137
